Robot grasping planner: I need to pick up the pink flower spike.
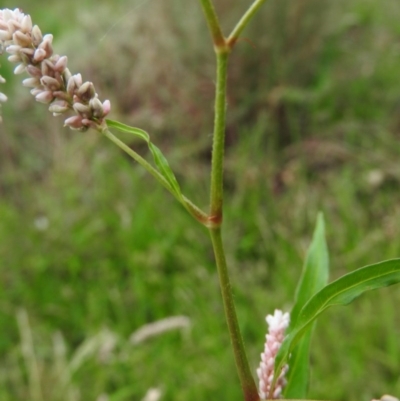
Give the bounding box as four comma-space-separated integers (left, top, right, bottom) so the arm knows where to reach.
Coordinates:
0, 8, 109, 130
257, 309, 290, 400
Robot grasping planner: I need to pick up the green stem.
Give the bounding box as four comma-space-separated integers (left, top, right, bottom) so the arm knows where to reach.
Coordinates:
198, 0, 226, 48
102, 128, 208, 224
208, 46, 259, 401
209, 228, 259, 401
209, 50, 229, 224
198, 2, 268, 398
227, 0, 269, 48
181, 195, 209, 225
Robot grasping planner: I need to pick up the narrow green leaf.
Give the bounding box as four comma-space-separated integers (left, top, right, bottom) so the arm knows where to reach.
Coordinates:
275, 258, 400, 378
284, 213, 329, 398
106, 119, 149, 141
106, 119, 182, 199
148, 142, 182, 198
284, 331, 312, 398
290, 213, 329, 326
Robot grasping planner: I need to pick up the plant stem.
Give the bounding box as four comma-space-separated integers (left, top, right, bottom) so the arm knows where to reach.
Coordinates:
209, 50, 229, 224
227, 0, 269, 48
208, 43, 259, 401
199, 2, 270, 399
209, 228, 259, 401
198, 0, 226, 48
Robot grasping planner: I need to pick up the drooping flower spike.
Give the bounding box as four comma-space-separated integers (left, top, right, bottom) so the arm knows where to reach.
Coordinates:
257, 309, 290, 399
0, 8, 110, 130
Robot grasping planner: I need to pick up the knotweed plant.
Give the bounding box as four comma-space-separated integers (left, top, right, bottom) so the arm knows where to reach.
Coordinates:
1, 2, 400, 401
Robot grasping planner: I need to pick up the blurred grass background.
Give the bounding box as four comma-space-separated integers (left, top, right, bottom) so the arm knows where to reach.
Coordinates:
1, 0, 400, 400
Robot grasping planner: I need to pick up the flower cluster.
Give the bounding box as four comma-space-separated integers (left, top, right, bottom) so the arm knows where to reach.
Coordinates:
0, 8, 110, 130
257, 309, 290, 399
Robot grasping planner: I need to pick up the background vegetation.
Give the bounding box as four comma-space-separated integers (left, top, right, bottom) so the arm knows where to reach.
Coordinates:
1, 0, 400, 400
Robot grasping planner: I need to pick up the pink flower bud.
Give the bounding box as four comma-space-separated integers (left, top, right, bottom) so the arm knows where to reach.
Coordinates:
35, 90, 54, 104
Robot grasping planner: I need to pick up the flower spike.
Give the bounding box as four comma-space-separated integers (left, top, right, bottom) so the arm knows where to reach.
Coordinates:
257, 309, 290, 399
0, 8, 110, 130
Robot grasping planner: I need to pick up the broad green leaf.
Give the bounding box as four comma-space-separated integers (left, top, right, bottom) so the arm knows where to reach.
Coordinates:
275, 258, 400, 382
284, 213, 329, 398
106, 119, 182, 198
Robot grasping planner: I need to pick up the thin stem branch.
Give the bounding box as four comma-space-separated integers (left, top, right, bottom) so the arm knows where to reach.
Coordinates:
181, 195, 209, 225
209, 228, 260, 401
198, 0, 226, 48
209, 51, 229, 224
227, 0, 269, 48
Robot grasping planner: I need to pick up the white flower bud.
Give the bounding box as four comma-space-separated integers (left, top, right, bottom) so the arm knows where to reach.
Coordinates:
0, 92, 8, 102
30, 88, 43, 96
13, 63, 25, 74
12, 30, 31, 47
6, 44, 21, 54
73, 102, 91, 115
33, 48, 47, 62
40, 76, 61, 91
7, 54, 21, 63
48, 100, 69, 115
22, 77, 40, 87
64, 115, 84, 130
0, 29, 11, 41
35, 90, 54, 104
54, 55, 67, 72
26, 65, 42, 78
21, 15, 32, 33
31, 25, 43, 46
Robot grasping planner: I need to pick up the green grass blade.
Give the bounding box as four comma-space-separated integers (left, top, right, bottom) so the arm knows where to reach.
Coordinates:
275, 258, 400, 382
284, 213, 329, 398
